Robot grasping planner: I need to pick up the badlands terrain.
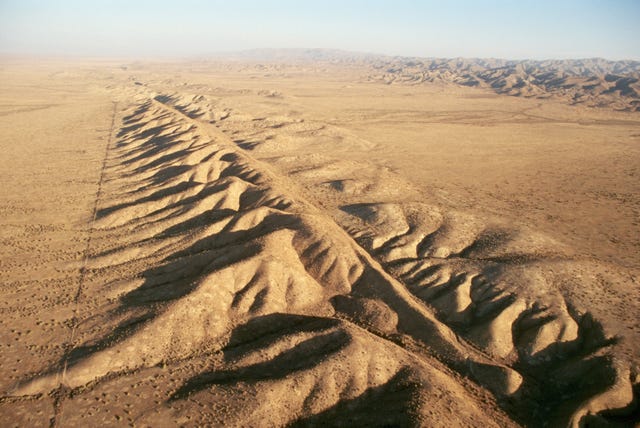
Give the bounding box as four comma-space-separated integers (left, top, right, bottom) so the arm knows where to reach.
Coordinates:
0, 53, 639, 426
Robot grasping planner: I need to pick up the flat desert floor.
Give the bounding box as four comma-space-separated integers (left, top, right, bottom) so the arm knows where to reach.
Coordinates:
1, 59, 638, 426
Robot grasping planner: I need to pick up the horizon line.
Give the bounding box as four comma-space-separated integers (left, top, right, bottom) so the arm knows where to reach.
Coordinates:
1, 47, 639, 64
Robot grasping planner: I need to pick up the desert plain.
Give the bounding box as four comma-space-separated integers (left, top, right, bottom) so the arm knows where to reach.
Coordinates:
0, 54, 639, 426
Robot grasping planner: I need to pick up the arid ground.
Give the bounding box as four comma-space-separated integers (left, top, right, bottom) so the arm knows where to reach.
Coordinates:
1, 55, 639, 427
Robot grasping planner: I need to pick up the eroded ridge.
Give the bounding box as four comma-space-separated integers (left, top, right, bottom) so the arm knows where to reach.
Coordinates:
164, 91, 640, 426
10, 98, 526, 426
341, 202, 638, 426
100, 92, 636, 427
10, 93, 637, 426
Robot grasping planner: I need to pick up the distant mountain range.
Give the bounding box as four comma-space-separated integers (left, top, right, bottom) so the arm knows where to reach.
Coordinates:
213, 49, 640, 111
368, 57, 640, 111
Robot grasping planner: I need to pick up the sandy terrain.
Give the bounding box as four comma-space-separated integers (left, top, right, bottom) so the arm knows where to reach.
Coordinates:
1, 57, 638, 427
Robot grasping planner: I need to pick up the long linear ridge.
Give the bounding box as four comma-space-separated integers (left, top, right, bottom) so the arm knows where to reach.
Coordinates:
11, 94, 637, 428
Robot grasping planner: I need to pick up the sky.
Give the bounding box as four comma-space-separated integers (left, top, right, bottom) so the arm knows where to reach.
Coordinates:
0, 0, 639, 60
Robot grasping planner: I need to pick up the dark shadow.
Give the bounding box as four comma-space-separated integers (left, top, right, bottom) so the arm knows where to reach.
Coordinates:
171, 318, 350, 400
234, 139, 261, 150
289, 368, 420, 428
64, 312, 153, 365
123, 241, 262, 305
457, 227, 514, 259
96, 181, 202, 218
143, 164, 193, 187
117, 128, 199, 164
223, 314, 341, 360
158, 208, 236, 237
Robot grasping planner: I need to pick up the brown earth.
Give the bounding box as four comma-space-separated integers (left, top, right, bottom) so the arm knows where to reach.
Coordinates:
1, 57, 638, 427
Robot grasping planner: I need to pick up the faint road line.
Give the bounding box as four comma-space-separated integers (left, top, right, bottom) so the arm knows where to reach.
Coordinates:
51, 101, 118, 428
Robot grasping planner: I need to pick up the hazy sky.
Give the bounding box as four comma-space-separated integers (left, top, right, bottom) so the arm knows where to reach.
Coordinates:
1, 0, 639, 60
